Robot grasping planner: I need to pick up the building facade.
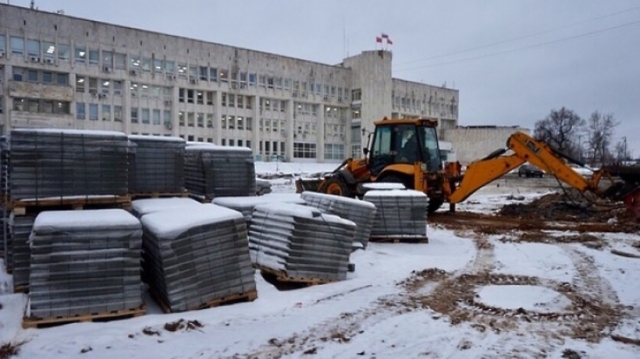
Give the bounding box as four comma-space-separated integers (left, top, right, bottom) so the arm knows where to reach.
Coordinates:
443, 126, 531, 165
0, 4, 459, 162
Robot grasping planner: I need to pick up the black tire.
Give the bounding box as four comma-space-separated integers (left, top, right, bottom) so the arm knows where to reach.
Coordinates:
518, 173, 522, 178
321, 176, 352, 197
428, 197, 445, 213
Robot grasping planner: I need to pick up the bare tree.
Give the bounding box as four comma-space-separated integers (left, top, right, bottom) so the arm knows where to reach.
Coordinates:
533, 107, 585, 158
613, 137, 631, 164
586, 111, 619, 166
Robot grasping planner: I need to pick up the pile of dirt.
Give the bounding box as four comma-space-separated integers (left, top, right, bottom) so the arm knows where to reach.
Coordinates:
499, 189, 632, 223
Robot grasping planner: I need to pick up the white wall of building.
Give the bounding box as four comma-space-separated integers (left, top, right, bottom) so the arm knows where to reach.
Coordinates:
443, 126, 531, 165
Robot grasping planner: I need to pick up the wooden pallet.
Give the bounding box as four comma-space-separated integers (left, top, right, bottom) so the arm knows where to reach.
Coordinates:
258, 266, 337, 286
8, 196, 132, 216
22, 304, 147, 329
150, 288, 258, 314
187, 193, 213, 204
369, 235, 429, 244
130, 191, 189, 200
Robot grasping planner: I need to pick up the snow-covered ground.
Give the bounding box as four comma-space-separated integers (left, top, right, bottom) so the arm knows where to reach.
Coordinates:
0, 161, 639, 359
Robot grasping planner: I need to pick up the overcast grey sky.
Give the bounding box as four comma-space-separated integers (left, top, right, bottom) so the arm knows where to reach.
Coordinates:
13, 0, 640, 155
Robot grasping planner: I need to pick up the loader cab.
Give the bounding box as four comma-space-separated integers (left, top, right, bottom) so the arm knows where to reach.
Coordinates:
366, 118, 443, 177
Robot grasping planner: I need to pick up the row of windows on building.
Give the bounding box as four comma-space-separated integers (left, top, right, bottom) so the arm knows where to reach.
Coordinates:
0, 35, 351, 101
392, 94, 458, 116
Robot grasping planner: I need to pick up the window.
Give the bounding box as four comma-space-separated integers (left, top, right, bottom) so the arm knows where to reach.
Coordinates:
130, 55, 140, 69
351, 125, 361, 143
197, 91, 204, 105
221, 93, 227, 107
228, 94, 235, 108
153, 109, 161, 125
246, 117, 253, 131
199, 66, 208, 81
102, 51, 113, 68
163, 87, 172, 101
142, 57, 151, 72
187, 112, 195, 127
197, 113, 204, 128
238, 140, 243, 147
101, 80, 110, 95
249, 73, 256, 86
141, 84, 149, 98
58, 43, 70, 61
56, 73, 67, 85
27, 69, 38, 82
352, 89, 362, 101
152, 86, 161, 99
229, 139, 235, 146
189, 66, 197, 78
89, 78, 98, 93
131, 108, 139, 123
221, 115, 226, 129
13, 98, 25, 111
237, 95, 244, 109
0, 35, 5, 54
75, 45, 86, 63
179, 88, 185, 102
177, 63, 187, 77
206, 114, 213, 128
27, 39, 40, 57
76, 103, 86, 120
115, 52, 126, 69
209, 68, 217, 81
206, 91, 213, 105
187, 89, 194, 104
141, 108, 150, 124
113, 80, 123, 96
228, 116, 235, 129
11, 36, 24, 55
74, 76, 85, 93
246, 97, 253, 110
165, 61, 175, 74
114, 105, 122, 122
219, 70, 228, 83
89, 104, 98, 120
324, 144, 345, 160
163, 110, 171, 126
154, 59, 163, 73
293, 143, 317, 158
284, 79, 291, 91
237, 116, 244, 130
42, 72, 53, 83
102, 104, 111, 121
88, 49, 99, 65
178, 112, 185, 126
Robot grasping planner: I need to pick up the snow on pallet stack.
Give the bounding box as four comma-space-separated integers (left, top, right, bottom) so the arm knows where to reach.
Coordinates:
184, 144, 256, 200
363, 189, 429, 243
140, 203, 257, 313
300, 191, 377, 250
213, 194, 305, 229
1, 129, 131, 292
128, 135, 186, 197
249, 203, 356, 284
24, 209, 145, 328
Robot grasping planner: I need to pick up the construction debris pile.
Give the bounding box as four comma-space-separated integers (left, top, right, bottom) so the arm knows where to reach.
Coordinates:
499, 189, 632, 223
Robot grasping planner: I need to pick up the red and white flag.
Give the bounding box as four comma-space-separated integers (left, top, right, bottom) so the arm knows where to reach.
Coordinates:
376, 36, 382, 43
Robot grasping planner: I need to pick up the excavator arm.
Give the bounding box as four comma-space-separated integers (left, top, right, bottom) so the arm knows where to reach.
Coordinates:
448, 131, 607, 204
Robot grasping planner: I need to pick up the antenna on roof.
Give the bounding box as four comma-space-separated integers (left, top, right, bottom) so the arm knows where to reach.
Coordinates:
30, 0, 34, 9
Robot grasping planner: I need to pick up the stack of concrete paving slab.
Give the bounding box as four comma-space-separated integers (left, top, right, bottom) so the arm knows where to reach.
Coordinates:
9, 214, 35, 291
28, 209, 143, 318
213, 194, 305, 229
128, 135, 186, 194
130, 197, 203, 218
363, 189, 428, 238
184, 145, 256, 199
300, 191, 377, 250
140, 203, 256, 312
249, 203, 355, 281
8, 129, 129, 201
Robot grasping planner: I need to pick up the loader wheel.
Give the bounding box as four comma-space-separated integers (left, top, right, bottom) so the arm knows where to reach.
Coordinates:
322, 177, 351, 197
428, 198, 444, 214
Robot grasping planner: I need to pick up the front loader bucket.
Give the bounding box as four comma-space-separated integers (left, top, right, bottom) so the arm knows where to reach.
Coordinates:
295, 178, 325, 194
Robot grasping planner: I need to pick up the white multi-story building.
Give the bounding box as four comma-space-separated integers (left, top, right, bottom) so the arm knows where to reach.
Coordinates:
0, 4, 459, 162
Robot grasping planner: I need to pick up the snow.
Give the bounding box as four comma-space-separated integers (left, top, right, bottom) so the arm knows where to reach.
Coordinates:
128, 135, 185, 143
362, 182, 406, 190
212, 193, 304, 207
300, 191, 377, 209
10, 128, 127, 138
1, 162, 640, 358
254, 202, 322, 219
475, 285, 571, 312
140, 203, 244, 239
32, 209, 141, 233
186, 144, 252, 152
131, 197, 202, 217
364, 189, 427, 197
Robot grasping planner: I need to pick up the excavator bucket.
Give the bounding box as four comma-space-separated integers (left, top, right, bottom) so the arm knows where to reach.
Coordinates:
295, 178, 325, 193
603, 165, 640, 219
